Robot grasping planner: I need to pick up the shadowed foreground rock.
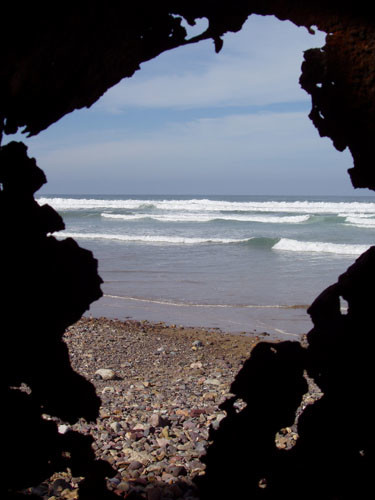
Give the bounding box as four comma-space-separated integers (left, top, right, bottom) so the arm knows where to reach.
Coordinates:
198, 247, 375, 498
1, 3, 375, 499
0, 142, 116, 499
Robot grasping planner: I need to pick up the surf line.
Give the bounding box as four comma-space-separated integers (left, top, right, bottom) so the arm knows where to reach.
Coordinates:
104, 294, 309, 310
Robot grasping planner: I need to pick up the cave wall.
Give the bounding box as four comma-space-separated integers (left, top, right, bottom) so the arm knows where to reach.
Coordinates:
2, 2, 375, 186
1, 2, 375, 498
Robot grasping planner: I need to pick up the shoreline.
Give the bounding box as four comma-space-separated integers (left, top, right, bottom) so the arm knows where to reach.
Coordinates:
86, 294, 312, 342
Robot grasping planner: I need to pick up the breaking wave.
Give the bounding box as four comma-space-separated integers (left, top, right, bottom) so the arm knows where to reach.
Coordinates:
39, 197, 375, 215
54, 231, 372, 256
56, 231, 252, 245
345, 216, 375, 228
273, 238, 371, 255
101, 212, 310, 224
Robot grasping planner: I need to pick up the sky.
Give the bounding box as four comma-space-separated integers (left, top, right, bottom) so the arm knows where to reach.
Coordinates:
6, 15, 368, 196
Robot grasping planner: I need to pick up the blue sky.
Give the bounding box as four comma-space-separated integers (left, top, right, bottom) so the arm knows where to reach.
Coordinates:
7, 15, 367, 195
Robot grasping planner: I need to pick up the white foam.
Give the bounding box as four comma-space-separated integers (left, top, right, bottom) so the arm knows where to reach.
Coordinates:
39, 197, 375, 215
345, 216, 375, 228
101, 212, 310, 224
339, 213, 375, 218
38, 197, 156, 210
273, 238, 371, 255
104, 294, 308, 309
221, 214, 310, 223
56, 231, 250, 245
101, 213, 147, 220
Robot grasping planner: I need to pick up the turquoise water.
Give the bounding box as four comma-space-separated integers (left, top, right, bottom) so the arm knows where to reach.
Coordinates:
38, 194, 375, 338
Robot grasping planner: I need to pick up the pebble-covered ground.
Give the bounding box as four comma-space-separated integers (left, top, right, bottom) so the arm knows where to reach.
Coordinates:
31, 317, 321, 500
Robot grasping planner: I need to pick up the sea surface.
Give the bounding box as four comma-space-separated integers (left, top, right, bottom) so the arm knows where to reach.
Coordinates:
38, 194, 375, 339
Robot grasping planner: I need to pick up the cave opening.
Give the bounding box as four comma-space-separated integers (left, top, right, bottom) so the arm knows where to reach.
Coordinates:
6, 14, 369, 340
2, 5, 375, 499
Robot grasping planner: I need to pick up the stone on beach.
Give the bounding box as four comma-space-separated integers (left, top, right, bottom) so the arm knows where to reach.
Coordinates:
49, 317, 272, 498
149, 413, 170, 428
94, 368, 117, 380
190, 361, 203, 369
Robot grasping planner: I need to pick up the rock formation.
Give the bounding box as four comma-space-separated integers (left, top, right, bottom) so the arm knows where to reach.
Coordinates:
0, 141, 116, 499
1, 3, 374, 499
199, 248, 375, 498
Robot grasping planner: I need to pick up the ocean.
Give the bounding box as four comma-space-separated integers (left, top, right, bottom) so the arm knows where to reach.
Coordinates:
38, 194, 375, 339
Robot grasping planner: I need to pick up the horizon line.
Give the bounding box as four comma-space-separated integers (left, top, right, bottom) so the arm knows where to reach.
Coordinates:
37, 192, 375, 197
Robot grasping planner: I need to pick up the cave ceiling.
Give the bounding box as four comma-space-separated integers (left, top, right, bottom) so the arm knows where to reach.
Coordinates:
1, 2, 375, 189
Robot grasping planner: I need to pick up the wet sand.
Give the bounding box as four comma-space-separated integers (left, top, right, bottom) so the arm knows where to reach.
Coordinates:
86, 294, 312, 342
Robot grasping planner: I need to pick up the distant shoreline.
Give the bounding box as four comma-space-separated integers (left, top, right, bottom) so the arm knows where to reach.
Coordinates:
85, 294, 310, 342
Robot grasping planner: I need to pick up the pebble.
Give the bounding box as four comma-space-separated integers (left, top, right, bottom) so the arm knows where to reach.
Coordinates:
149, 413, 170, 428
211, 413, 226, 430
38, 317, 286, 499
192, 340, 203, 348
204, 378, 220, 386
94, 368, 117, 380
110, 422, 122, 433
116, 481, 130, 492
128, 460, 143, 471
58, 424, 69, 434
190, 362, 203, 369
168, 465, 187, 477
203, 392, 217, 401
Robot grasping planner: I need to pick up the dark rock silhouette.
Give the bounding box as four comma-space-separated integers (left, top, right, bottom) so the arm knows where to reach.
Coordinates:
197, 341, 308, 498
1, 142, 116, 499
1, 3, 374, 499
199, 247, 375, 498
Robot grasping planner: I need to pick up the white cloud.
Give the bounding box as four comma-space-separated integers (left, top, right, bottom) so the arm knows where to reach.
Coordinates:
35, 110, 353, 194
37, 112, 312, 166
97, 15, 326, 111
22, 14, 349, 195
